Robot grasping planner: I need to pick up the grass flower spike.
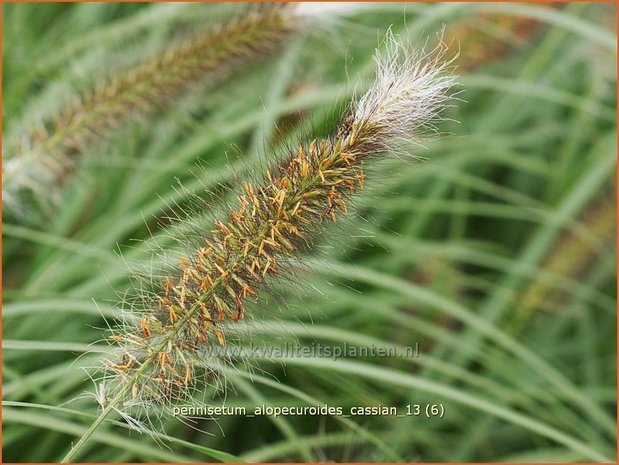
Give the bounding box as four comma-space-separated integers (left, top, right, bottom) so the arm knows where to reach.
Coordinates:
511, 188, 616, 333
3, 4, 307, 218
443, 10, 547, 72
63, 35, 456, 462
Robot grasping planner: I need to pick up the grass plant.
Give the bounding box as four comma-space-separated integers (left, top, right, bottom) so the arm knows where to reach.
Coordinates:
2, 2, 616, 463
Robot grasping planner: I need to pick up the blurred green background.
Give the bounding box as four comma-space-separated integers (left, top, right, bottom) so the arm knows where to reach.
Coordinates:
2, 2, 617, 462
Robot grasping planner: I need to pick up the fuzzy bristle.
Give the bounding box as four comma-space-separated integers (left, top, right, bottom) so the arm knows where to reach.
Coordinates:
100, 35, 456, 411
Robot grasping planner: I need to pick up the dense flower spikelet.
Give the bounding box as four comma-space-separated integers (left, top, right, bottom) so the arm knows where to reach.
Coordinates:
3, 5, 300, 217
102, 37, 456, 408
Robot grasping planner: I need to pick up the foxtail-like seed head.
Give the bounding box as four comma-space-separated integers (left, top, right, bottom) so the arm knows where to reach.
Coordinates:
99, 33, 457, 419
3, 4, 312, 220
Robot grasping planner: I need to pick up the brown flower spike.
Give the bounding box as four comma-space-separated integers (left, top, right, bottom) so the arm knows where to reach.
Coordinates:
511, 187, 615, 333
4, 4, 303, 217
59, 34, 455, 464
443, 10, 549, 72
97, 36, 457, 416
99, 35, 456, 420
